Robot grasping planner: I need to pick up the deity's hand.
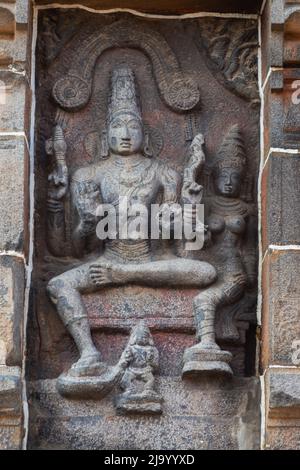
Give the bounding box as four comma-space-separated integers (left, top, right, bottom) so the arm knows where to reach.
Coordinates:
190, 133, 205, 160
182, 133, 205, 205
181, 180, 203, 205
47, 164, 69, 214
47, 124, 68, 207
118, 348, 133, 371
247, 272, 257, 289
75, 182, 100, 235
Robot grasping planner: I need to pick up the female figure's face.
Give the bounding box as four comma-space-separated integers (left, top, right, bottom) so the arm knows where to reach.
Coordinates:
215, 168, 242, 198
108, 113, 143, 156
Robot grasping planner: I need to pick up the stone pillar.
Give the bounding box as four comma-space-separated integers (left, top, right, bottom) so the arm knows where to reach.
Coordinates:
260, 0, 300, 450
0, 0, 32, 449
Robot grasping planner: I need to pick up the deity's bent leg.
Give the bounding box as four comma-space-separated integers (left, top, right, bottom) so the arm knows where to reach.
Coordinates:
89, 258, 217, 288
47, 261, 103, 375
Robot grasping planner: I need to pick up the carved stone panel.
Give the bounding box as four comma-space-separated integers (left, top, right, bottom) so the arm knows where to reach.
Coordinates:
27, 9, 260, 450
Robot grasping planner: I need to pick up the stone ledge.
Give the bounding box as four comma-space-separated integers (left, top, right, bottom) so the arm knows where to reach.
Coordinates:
0, 365, 22, 417
267, 369, 300, 419
261, 151, 300, 252
261, 250, 300, 369
0, 134, 29, 255
0, 254, 25, 366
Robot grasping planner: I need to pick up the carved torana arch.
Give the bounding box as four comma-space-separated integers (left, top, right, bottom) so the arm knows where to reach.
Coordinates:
52, 18, 200, 113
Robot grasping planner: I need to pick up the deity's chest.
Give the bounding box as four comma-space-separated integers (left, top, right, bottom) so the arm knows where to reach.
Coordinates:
100, 162, 160, 206
209, 213, 246, 236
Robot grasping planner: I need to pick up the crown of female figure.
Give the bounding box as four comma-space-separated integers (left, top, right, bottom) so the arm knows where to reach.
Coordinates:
213, 125, 247, 175
108, 66, 142, 123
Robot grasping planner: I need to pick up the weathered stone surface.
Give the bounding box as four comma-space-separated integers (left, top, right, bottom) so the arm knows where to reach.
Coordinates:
34, 0, 263, 14
0, 135, 29, 253
0, 30, 29, 66
262, 152, 300, 251
267, 369, 300, 418
261, 250, 300, 367
266, 424, 300, 450
0, 365, 23, 449
28, 377, 260, 450
0, 256, 24, 366
261, 0, 271, 84
0, 71, 31, 135
0, 366, 22, 416
0, 420, 23, 450
0, 6, 14, 36
28, 8, 260, 451
15, 0, 30, 28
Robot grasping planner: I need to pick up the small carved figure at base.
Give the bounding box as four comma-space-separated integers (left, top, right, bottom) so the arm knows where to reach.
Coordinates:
116, 390, 163, 415
57, 364, 121, 399
182, 343, 233, 379
115, 321, 162, 415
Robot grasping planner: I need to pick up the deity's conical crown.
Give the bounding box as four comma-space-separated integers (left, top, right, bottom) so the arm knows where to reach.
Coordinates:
108, 66, 142, 124
214, 124, 247, 175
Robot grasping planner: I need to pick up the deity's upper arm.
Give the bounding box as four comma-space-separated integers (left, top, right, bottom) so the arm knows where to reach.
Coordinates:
70, 165, 100, 194
159, 163, 181, 204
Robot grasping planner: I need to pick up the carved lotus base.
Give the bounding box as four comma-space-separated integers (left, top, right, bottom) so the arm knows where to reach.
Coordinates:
115, 390, 163, 415
182, 344, 233, 379
57, 365, 121, 399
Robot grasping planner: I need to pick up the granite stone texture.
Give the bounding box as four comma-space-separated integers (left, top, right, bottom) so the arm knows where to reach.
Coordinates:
262, 152, 300, 252
0, 255, 24, 366
266, 423, 300, 450
0, 71, 31, 137
28, 377, 260, 450
268, 369, 300, 418
262, 250, 300, 368
0, 135, 29, 253
0, 365, 23, 450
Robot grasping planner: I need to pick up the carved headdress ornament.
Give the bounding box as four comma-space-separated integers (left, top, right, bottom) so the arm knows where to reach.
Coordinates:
108, 67, 142, 124
129, 321, 154, 346
214, 124, 246, 175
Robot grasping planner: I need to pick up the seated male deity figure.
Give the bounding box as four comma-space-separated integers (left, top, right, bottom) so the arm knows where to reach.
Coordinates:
46, 66, 217, 379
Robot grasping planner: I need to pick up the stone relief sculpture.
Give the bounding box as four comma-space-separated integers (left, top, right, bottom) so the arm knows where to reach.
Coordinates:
46, 66, 217, 397
116, 321, 162, 414
195, 18, 259, 106
51, 19, 200, 113
183, 125, 257, 377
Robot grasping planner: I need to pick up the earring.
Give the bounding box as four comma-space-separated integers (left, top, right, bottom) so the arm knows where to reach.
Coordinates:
143, 132, 153, 158
100, 130, 109, 158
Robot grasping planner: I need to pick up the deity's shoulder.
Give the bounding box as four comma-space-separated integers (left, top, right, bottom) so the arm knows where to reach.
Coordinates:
156, 160, 181, 185
71, 163, 102, 185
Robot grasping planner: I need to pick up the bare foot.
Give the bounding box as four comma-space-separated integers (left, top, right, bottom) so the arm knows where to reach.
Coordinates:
89, 261, 128, 286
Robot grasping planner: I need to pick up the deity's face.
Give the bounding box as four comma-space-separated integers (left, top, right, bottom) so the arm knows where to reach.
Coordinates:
215, 167, 242, 198
134, 328, 150, 346
108, 113, 143, 156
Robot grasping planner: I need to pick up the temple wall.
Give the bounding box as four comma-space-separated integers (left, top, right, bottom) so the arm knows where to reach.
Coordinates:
0, 0, 298, 451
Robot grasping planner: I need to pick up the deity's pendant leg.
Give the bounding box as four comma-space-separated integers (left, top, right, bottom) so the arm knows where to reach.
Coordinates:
182, 298, 233, 378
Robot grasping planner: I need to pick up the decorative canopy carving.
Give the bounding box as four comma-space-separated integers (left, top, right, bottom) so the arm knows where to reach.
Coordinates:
52, 19, 200, 113
194, 18, 259, 106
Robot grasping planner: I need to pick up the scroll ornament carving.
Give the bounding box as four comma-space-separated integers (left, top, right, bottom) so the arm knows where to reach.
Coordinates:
195, 19, 259, 106
51, 19, 200, 112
